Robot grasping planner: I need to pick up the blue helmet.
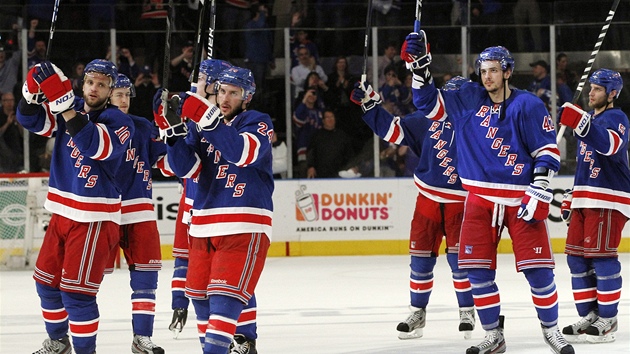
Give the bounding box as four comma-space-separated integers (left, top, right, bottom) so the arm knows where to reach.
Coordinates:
199, 59, 233, 83
442, 75, 470, 91
475, 46, 515, 75
217, 67, 256, 101
589, 68, 623, 98
84, 59, 118, 87
113, 73, 136, 97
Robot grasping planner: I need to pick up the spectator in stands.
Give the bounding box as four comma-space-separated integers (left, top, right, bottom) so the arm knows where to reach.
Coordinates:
376, 41, 400, 88
140, 0, 167, 74
290, 28, 320, 68
0, 46, 20, 96
70, 61, 85, 98
106, 46, 140, 81
169, 40, 195, 92
295, 71, 329, 108
130, 65, 160, 121
0, 92, 23, 172
527, 60, 552, 110
326, 56, 356, 112
514, 0, 542, 52
556, 52, 578, 90
217, 0, 254, 59
307, 109, 354, 178
379, 65, 406, 116
273, 1, 308, 57
271, 131, 288, 179
292, 86, 323, 177
244, 3, 275, 111
290, 45, 327, 100
26, 19, 45, 69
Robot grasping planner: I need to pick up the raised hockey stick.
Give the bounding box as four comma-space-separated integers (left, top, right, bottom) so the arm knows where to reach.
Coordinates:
190, 0, 208, 92
206, 0, 216, 60
414, 0, 423, 32
361, 0, 374, 83
556, 0, 620, 144
162, 0, 175, 90
45, 0, 61, 59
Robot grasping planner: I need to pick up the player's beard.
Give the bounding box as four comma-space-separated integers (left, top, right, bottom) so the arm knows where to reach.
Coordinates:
85, 95, 109, 110
589, 95, 608, 110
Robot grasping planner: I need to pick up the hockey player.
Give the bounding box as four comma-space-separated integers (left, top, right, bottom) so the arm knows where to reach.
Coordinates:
167, 59, 233, 339
401, 32, 574, 354
155, 65, 270, 354
351, 76, 475, 340
559, 69, 627, 344
107, 73, 170, 353
18, 59, 134, 354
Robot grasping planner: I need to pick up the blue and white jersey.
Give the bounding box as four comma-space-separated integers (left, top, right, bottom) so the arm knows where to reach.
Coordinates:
167, 110, 274, 239
17, 98, 134, 223
571, 107, 630, 217
412, 81, 560, 206
119, 115, 172, 225
362, 105, 466, 203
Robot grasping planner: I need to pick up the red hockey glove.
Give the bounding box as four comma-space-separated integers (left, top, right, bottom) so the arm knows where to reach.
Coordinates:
22, 66, 47, 105
350, 81, 382, 113
180, 91, 222, 131
32, 62, 75, 114
561, 189, 573, 225
559, 102, 591, 137
152, 89, 187, 139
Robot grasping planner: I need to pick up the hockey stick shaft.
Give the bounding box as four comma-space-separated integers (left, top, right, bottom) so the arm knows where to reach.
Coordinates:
190, 0, 208, 91
361, 0, 374, 83
557, 0, 620, 143
206, 0, 216, 59
162, 0, 175, 90
45, 0, 61, 60
414, 0, 422, 32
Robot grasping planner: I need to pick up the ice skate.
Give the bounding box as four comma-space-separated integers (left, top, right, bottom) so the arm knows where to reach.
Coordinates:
542, 325, 574, 354
397, 306, 426, 339
466, 315, 505, 354
168, 308, 188, 339
33, 335, 72, 354
132, 334, 165, 354
561, 310, 597, 343
585, 316, 617, 343
459, 307, 476, 339
229, 334, 257, 354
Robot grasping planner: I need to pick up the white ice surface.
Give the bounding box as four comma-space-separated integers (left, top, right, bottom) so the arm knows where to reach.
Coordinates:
1, 253, 628, 353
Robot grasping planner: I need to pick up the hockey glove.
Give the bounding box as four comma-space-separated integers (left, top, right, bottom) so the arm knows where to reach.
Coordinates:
559, 102, 591, 137
401, 31, 432, 72
153, 89, 184, 128
350, 81, 382, 113
180, 91, 222, 131
32, 61, 75, 114
22, 66, 47, 105
560, 189, 573, 225
517, 168, 554, 223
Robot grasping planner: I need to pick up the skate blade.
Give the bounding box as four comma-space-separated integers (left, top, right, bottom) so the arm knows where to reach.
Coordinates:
564, 333, 587, 343
398, 328, 423, 340
585, 333, 615, 343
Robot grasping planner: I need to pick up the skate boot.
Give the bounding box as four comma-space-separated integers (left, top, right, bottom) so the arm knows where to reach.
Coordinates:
459, 307, 476, 339
585, 316, 617, 343
169, 308, 188, 339
542, 325, 574, 354
229, 334, 258, 354
561, 310, 597, 343
466, 315, 505, 354
33, 335, 72, 354
397, 306, 426, 339
132, 334, 165, 354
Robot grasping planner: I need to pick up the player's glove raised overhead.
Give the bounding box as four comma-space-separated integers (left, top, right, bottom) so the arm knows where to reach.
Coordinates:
401, 30, 433, 87
153, 88, 187, 139
22, 66, 47, 105
560, 189, 573, 225
350, 81, 382, 113
517, 168, 554, 223
179, 91, 222, 131
559, 102, 591, 137
31, 61, 75, 114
